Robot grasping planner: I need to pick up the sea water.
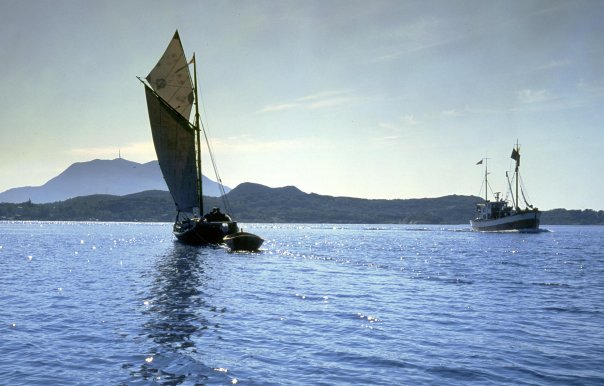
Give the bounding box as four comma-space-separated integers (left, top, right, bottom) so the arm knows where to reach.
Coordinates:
0, 222, 603, 385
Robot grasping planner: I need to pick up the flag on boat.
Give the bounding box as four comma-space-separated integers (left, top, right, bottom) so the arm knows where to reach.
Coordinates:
511, 148, 520, 164
476, 159, 483, 165
511, 147, 520, 171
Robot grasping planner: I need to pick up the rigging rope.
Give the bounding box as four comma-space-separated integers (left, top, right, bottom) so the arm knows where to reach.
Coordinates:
477, 172, 497, 200
196, 81, 234, 217
199, 120, 233, 216
519, 175, 533, 208
478, 179, 484, 198
194, 57, 234, 218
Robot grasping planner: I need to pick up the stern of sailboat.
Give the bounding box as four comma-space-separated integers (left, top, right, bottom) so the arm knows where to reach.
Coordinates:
173, 218, 239, 245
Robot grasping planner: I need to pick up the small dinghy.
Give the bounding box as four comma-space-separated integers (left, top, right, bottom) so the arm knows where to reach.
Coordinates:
223, 231, 264, 252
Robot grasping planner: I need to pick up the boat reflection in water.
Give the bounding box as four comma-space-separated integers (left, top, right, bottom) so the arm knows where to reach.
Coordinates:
128, 245, 229, 384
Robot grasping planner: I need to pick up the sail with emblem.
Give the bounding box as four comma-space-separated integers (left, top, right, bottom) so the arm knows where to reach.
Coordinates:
146, 31, 194, 119
142, 31, 198, 212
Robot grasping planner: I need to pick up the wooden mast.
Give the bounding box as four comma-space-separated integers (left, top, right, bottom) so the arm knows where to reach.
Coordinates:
192, 54, 204, 214
514, 141, 520, 211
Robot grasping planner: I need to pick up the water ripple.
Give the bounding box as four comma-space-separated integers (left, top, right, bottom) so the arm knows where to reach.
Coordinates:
1, 222, 604, 385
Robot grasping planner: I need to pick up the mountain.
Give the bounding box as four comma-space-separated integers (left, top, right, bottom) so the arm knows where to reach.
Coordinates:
0, 182, 602, 224
0, 158, 230, 203
226, 183, 480, 223
0, 182, 481, 224
224, 183, 604, 224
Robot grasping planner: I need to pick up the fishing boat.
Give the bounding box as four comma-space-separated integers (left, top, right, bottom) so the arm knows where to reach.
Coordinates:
139, 31, 241, 245
470, 142, 540, 232
223, 231, 264, 252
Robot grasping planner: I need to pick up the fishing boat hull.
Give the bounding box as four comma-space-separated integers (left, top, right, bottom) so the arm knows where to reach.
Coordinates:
223, 231, 264, 251
471, 210, 540, 232
173, 219, 239, 245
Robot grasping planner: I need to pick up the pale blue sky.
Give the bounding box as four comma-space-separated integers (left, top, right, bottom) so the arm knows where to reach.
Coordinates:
1, 0, 603, 210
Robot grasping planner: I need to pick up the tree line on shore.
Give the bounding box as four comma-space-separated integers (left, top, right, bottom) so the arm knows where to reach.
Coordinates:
1, 184, 603, 225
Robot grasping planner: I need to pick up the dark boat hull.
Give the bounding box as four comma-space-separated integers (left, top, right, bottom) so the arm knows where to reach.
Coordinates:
470, 210, 540, 232
173, 219, 239, 245
223, 231, 264, 251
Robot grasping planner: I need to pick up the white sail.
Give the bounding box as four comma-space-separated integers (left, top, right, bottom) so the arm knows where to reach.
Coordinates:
146, 31, 194, 120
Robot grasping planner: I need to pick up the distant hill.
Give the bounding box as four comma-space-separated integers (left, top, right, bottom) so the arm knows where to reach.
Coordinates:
0, 158, 230, 203
0, 182, 484, 224
541, 208, 604, 225
226, 183, 480, 224
226, 184, 603, 224
1, 182, 602, 224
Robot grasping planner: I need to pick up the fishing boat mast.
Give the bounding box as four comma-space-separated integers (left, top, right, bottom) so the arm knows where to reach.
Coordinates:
192, 54, 204, 213
478, 157, 490, 202
484, 158, 488, 202
512, 141, 520, 211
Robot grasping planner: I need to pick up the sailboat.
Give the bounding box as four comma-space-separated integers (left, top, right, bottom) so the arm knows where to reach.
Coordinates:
470, 142, 541, 231
139, 31, 240, 245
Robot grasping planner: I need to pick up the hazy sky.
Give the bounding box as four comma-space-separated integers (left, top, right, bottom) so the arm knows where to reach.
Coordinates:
1, 0, 603, 210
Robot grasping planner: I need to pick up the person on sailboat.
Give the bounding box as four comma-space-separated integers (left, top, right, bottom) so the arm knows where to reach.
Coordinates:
203, 207, 231, 222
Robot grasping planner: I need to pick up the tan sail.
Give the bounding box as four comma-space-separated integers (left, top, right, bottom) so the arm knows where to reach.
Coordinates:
146, 31, 194, 120
142, 31, 198, 212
